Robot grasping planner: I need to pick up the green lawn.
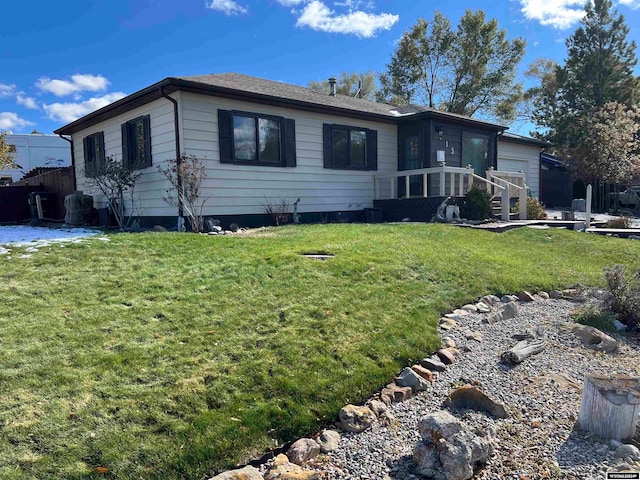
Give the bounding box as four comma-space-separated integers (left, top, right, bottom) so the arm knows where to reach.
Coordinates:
0, 224, 637, 479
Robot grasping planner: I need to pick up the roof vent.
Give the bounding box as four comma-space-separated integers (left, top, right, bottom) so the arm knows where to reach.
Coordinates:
328, 77, 336, 97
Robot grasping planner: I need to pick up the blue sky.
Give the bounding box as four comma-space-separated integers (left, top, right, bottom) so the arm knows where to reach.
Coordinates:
1, 0, 639, 136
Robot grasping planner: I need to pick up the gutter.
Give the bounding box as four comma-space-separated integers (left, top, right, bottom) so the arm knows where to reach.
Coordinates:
58, 134, 76, 191
160, 86, 184, 219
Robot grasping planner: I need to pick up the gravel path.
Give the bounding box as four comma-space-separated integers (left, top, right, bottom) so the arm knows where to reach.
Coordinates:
319, 295, 640, 480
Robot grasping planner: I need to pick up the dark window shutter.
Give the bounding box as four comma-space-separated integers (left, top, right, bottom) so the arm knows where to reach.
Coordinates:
283, 118, 296, 168
367, 129, 378, 171
142, 115, 152, 168
121, 123, 130, 169
83, 136, 92, 177
218, 110, 233, 164
322, 124, 333, 169
97, 132, 105, 175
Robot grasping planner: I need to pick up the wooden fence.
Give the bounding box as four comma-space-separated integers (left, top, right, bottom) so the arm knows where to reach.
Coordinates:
2, 167, 75, 222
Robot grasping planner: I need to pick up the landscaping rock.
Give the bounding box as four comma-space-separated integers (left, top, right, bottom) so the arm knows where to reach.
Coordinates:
209, 465, 263, 480
316, 430, 340, 453
440, 319, 458, 331
396, 367, 431, 392
502, 302, 518, 320
339, 405, 376, 433
461, 304, 477, 313
501, 295, 515, 303
453, 309, 470, 317
614, 444, 640, 460
378, 410, 396, 426
420, 356, 447, 372
481, 295, 500, 307
442, 336, 456, 348
152, 225, 167, 232
465, 331, 483, 342
518, 291, 535, 302
550, 290, 563, 299
538, 291, 550, 299
286, 438, 320, 465
446, 385, 508, 418
572, 324, 618, 352
437, 348, 456, 365
485, 310, 502, 324
411, 364, 434, 382
368, 399, 387, 416
265, 454, 320, 480
475, 302, 491, 313
413, 410, 494, 480
380, 384, 413, 404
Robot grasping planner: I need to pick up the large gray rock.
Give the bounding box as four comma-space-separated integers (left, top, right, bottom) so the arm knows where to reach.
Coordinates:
572, 324, 618, 352
316, 429, 340, 453
413, 411, 494, 480
396, 366, 431, 392
339, 404, 376, 433
286, 438, 320, 465
209, 465, 263, 480
446, 385, 507, 418
502, 302, 518, 320
420, 356, 447, 372
615, 443, 640, 460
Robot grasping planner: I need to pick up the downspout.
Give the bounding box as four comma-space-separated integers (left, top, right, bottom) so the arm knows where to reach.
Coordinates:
495, 129, 505, 171
58, 134, 76, 191
160, 86, 184, 220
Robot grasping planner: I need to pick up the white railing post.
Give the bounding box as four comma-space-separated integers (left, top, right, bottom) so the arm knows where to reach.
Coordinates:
405, 175, 410, 199
449, 172, 455, 196
519, 180, 527, 220
586, 184, 592, 229
423, 173, 428, 198
390, 178, 395, 199
501, 187, 510, 221
458, 173, 464, 196
439, 167, 445, 196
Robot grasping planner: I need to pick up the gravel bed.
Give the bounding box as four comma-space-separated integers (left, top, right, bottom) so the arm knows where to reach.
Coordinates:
320, 296, 640, 480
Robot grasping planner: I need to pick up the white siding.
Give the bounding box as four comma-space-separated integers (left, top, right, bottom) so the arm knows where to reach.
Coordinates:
180, 92, 397, 215
497, 140, 541, 199
72, 97, 177, 216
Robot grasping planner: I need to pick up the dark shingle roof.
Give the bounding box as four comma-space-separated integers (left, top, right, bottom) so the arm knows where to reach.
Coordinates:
55, 72, 507, 134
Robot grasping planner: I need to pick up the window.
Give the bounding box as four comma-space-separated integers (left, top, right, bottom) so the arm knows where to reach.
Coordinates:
218, 110, 296, 167
323, 124, 377, 170
121, 115, 151, 169
83, 132, 105, 177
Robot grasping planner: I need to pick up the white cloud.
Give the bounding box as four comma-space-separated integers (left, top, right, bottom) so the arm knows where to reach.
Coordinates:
43, 92, 127, 123
0, 83, 17, 97
519, 0, 587, 29
276, 0, 306, 5
618, 0, 640, 8
36, 74, 110, 97
0, 112, 35, 130
295, 0, 398, 37
16, 95, 38, 109
206, 0, 248, 15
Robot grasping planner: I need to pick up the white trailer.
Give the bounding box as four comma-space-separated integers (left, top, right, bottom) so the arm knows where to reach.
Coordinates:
1, 134, 71, 184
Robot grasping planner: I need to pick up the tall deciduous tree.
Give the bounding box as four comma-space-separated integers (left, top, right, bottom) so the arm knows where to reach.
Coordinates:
308, 71, 378, 100
377, 10, 526, 122
0, 131, 16, 170
561, 102, 640, 185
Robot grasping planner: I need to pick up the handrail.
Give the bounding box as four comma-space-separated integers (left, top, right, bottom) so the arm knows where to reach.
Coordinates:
488, 175, 523, 191
374, 165, 470, 179
469, 173, 505, 190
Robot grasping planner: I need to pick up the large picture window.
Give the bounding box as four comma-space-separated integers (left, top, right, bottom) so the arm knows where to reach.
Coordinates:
83, 131, 105, 177
218, 110, 296, 168
121, 115, 151, 170
323, 124, 377, 170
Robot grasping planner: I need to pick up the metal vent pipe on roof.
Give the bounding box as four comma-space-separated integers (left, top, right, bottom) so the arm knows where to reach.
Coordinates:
328, 77, 336, 96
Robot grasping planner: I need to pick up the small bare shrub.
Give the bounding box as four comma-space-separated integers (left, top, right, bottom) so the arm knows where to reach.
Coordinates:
604, 264, 640, 328
263, 198, 290, 226
605, 216, 631, 229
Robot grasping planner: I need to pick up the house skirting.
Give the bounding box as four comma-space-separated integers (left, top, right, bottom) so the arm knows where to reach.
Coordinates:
373, 197, 448, 222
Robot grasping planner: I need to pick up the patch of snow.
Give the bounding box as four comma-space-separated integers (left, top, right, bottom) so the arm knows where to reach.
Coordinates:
0, 226, 101, 247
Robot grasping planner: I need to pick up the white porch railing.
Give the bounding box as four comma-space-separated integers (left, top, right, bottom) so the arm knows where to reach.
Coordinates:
486, 169, 528, 220
373, 164, 529, 221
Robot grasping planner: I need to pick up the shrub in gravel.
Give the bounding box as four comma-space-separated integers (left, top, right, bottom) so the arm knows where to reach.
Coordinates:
604, 264, 640, 329
573, 305, 619, 333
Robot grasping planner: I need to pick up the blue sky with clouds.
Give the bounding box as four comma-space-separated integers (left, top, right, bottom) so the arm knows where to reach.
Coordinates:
1, 0, 639, 135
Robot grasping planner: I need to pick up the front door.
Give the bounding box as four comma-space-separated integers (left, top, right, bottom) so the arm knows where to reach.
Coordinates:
462, 133, 489, 176
399, 124, 423, 197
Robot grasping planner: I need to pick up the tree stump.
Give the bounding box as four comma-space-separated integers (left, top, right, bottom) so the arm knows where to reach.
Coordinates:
578, 374, 640, 442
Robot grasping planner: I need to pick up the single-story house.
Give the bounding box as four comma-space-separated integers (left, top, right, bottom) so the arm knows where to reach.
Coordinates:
54, 73, 547, 228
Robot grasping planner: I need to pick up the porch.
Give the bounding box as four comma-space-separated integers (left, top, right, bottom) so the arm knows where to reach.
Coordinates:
372, 165, 528, 222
